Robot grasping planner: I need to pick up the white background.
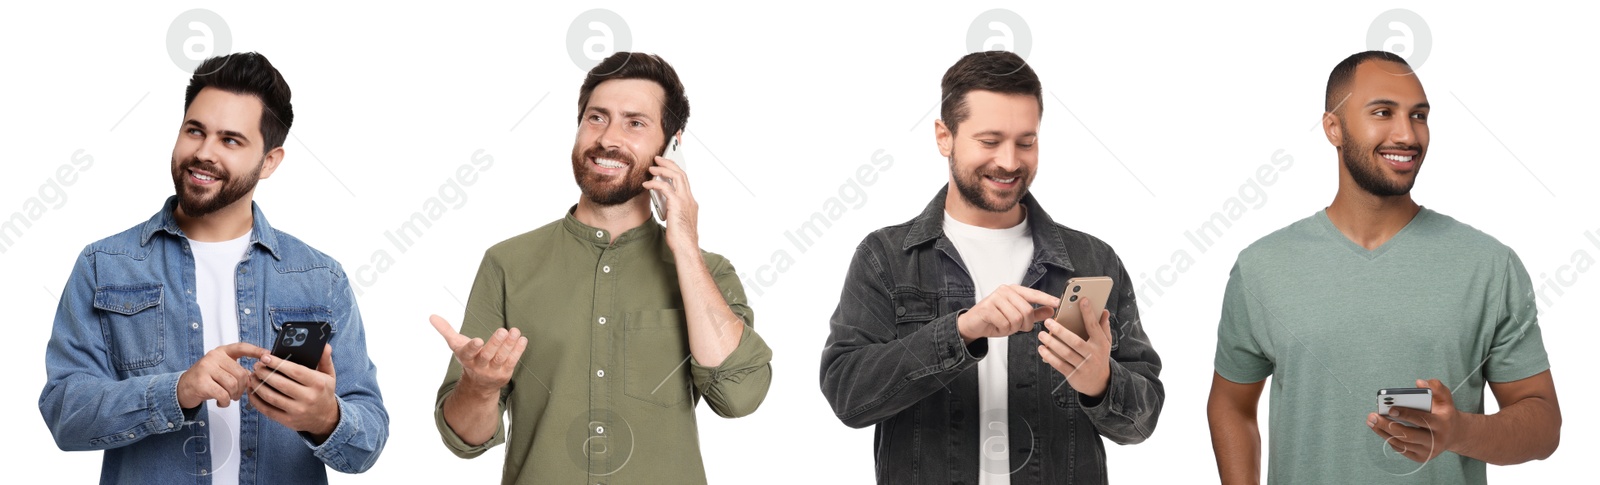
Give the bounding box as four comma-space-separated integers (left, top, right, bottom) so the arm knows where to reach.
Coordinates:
2, 1, 1595, 483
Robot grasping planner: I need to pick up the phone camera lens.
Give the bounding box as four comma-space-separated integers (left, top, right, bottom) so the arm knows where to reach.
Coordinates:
1068, 295, 1078, 303
1072, 285, 1081, 292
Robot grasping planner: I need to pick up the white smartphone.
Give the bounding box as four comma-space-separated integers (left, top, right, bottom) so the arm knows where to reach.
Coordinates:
650, 136, 683, 222
1377, 388, 1431, 427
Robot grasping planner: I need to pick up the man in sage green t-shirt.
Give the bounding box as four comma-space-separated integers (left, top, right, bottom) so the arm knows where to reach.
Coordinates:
425, 52, 773, 485
1206, 51, 1562, 485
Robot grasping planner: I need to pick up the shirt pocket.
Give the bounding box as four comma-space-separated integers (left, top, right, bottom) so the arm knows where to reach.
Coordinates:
93, 283, 165, 371
623, 309, 691, 407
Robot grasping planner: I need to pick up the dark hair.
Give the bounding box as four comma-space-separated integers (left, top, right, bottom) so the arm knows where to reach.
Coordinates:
184, 52, 293, 153
940, 51, 1042, 134
577, 52, 690, 142
1325, 50, 1412, 113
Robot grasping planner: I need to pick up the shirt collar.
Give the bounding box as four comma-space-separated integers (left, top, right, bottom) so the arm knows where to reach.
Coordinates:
904, 186, 1074, 272
139, 195, 284, 260
560, 205, 664, 249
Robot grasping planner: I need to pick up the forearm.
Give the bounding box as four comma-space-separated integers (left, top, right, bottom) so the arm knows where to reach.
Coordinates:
821, 311, 984, 428
675, 250, 743, 367
1451, 395, 1561, 464
440, 380, 503, 447
1207, 403, 1261, 485
1079, 361, 1164, 444
40, 370, 187, 451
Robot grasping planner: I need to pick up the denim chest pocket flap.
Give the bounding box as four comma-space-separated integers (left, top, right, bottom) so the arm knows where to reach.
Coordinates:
269, 306, 335, 334
92, 284, 165, 371
890, 291, 939, 337
623, 309, 691, 407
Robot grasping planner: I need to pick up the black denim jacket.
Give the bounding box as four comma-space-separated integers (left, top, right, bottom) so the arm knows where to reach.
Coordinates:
820, 187, 1164, 484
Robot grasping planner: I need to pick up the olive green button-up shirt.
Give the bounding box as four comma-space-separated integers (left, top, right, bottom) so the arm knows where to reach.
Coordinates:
434, 209, 772, 484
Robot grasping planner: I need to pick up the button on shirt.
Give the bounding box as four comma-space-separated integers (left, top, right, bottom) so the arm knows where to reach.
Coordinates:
435, 208, 773, 485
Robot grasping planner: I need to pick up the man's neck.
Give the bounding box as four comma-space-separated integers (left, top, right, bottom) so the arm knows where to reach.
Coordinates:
1325, 186, 1421, 251
944, 185, 1026, 230
175, 198, 254, 242
574, 196, 651, 245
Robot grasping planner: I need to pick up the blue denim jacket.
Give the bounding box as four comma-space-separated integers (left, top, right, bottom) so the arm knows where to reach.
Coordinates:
39, 197, 388, 484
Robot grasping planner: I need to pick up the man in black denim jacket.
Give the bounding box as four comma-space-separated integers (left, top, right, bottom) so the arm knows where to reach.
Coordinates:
819, 51, 1163, 484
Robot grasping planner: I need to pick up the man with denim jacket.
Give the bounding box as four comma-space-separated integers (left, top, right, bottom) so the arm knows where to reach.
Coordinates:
820, 51, 1164, 484
39, 52, 387, 483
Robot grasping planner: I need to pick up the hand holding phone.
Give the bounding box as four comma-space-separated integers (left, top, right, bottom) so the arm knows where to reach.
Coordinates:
1377, 387, 1432, 428
1052, 276, 1113, 340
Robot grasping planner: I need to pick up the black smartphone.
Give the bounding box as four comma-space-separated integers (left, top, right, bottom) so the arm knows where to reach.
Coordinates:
271, 321, 332, 370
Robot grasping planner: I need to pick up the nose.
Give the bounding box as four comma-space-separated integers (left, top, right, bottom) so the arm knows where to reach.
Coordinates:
191, 134, 218, 165
1390, 117, 1418, 148
994, 142, 1021, 171
596, 119, 625, 151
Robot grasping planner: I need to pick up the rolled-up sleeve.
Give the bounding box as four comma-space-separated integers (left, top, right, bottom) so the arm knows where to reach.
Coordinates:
689, 254, 772, 418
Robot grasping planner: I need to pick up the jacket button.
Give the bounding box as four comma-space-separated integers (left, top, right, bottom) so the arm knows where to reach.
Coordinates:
895, 307, 906, 316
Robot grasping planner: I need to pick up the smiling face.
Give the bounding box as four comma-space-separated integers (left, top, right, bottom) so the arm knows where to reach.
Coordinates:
170, 87, 282, 219
1329, 60, 1430, 197
570, 78, 669, 206
937, 90, 1041, 216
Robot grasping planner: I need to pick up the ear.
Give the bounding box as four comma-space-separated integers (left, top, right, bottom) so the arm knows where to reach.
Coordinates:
258, 146, 285, 180
1322, 112, 1343, 148
935, 119, 953, 158
671, 130, 683, 150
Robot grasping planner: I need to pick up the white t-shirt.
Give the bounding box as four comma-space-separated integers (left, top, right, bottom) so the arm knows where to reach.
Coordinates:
189, 232, 251, 484
942, 212, 1032, 484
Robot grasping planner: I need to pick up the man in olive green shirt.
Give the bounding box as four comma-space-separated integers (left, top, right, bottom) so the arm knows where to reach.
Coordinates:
428, 52, 773, 484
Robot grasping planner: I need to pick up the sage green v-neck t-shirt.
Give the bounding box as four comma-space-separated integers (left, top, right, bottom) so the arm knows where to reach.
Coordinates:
1213, 208, 1549, 484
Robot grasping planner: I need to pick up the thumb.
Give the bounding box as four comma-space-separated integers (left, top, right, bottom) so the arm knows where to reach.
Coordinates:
429, 314, 466, 349
318, 343, 336, 378
1422, 378, 1452, 411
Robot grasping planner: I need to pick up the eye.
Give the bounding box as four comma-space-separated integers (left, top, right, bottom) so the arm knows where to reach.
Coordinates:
1411, 112, 1428, 121
1373, 108, 1392, 118
186, 128, 203, 136
1018, 141, 1036, 149
588, 113, 605, 124
629, 120, 646, 128
223, 137, 240, 146
979, 140, 1000, 148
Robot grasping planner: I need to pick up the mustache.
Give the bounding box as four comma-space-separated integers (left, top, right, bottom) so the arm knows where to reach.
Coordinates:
581, 146, 634, 166
177, 159, 231, 179
978, 167, 1028, 179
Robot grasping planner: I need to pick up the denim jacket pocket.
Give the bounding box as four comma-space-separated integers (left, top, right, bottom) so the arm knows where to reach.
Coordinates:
890, 291, 937, 337
92, 283, 164, 371
623, 309, 691, 407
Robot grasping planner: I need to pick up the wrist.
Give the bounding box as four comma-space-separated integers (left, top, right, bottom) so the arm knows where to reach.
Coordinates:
955, 313, 978, 344
456, 375, 503, 400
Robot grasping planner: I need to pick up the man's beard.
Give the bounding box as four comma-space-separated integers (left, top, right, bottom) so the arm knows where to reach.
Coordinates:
1340, 125, 1421, 197
171, 157, 263, 218
571, 144, 654, 206
950, 154, 1030, 213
